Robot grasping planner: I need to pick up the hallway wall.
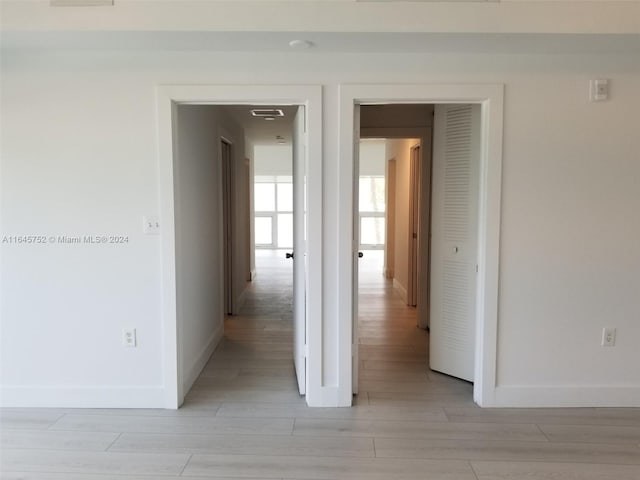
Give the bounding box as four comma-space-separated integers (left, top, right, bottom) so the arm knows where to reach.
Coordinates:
174, 105, 247, 395
1, 50, 639, 407
385, 138, 419, 303
254, 145, 293, 177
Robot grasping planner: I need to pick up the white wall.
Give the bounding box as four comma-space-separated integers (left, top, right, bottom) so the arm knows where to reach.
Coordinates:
228, 118, 251, 311
359, 140, 386, 177
245, 137, 256, 279
385, 138, 420, 302
1, 49, 639, 407
385, 159, 396, 279
0, 62, 165, 407
173, 105, 249, 396
174, 106, 223, 395
253, 145, 292, 178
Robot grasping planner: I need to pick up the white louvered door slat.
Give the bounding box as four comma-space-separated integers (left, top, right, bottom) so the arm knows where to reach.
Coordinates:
430, 104, 480, 382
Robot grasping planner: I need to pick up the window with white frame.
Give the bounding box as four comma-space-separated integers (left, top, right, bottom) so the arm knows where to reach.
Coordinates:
254, 175, 293, 249
359, 175, 385, 249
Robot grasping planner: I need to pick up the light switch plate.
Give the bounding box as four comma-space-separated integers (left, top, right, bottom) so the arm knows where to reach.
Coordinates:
601, 327, 616, 347
143, 216, 160, 235
590, 79, 609, 102
122, 328, 137, 348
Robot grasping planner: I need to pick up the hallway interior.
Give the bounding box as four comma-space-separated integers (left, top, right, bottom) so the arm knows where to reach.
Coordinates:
1, 250, 639, 478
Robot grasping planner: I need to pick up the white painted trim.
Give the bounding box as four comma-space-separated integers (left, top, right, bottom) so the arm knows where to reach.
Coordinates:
308, 386, 344, 408
156, 85, 323, 409
392, 278, 408, 304
338, 84, 504, 408
0, 386, 165, 409
157, 92, 180, 409
492, 386, 640, 408
250, 268, 257, 281
236, 283, 250, 311
182, 323, 224, 397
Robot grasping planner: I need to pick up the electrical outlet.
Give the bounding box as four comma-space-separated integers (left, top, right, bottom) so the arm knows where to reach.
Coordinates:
123, 328, 137, 347
601, 327, 616, 347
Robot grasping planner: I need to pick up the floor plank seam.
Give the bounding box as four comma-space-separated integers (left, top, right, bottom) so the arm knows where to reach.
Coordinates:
104, 431, 123, 451
179, 453, 193, 476
468, 460, 481, 480
533, 423, 552, 443
43, 413, 67, 430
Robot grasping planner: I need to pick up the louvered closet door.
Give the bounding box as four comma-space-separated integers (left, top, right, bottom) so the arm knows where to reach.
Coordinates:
429, 104, 480, 382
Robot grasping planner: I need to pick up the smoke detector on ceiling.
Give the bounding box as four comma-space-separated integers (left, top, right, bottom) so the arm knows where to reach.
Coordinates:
289, 40, 314, 50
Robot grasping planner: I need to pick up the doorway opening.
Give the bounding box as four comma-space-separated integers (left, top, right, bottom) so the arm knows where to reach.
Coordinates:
354, 103, 480, 400
172, 104, 307, 404
157, 86, 323, 409
340, 84, 504, 407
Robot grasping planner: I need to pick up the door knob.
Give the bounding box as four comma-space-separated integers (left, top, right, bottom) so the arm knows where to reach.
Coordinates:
358, 252, 364, 258
286, 252, 294, 259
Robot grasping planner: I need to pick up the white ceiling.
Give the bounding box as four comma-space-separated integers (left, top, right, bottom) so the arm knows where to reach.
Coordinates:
2, 31, 640, 54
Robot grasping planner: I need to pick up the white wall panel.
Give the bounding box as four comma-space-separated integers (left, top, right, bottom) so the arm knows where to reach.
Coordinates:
1, 49, 639, 407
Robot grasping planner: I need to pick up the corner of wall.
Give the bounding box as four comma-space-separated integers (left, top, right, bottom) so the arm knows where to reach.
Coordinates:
236, 281, 251, 312
392, 278, 408, 303
182, 322, 224, 395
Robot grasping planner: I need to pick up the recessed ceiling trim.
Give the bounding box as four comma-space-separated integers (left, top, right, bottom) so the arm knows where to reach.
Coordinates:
51, 0, 114, 6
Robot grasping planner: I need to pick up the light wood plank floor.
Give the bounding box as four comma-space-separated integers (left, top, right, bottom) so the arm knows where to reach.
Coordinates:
2, 249, 639, 479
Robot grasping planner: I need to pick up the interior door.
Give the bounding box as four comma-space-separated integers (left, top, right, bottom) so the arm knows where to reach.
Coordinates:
292, 105, 307, 395
352, 104, 361, 394
429, 104, 480, 382
407, 144, 420, 307
221, 139, 233, 315
417, 131, 433, 330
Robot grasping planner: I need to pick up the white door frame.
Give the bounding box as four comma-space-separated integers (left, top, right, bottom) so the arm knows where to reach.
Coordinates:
338, 84, 504, 407
156, 85, 323, 409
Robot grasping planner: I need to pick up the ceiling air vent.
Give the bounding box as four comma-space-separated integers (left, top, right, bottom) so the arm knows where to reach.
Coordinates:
250, 109, 285, 118
51, 1, 114, 6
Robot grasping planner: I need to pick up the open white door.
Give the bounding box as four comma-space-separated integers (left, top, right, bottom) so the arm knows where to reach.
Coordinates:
430, 104, 481, 382
292, 106, 307, 395
352, 104, 361, 394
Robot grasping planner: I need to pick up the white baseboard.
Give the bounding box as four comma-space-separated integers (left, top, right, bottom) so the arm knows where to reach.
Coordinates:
0, 386, 166, 408
306, 385, 350, 407
236, 283, 250, 312
392, 278, 407, 303
0, 324, 224, 410
488, 385, 640, 408
250, 269, 257, 281
182, 323, 224, 394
